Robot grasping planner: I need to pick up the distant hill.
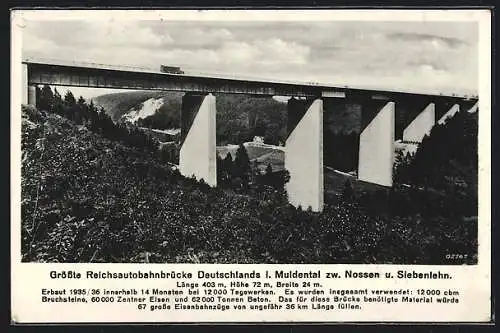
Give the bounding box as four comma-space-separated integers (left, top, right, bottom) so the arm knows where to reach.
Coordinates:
323, 100, 362, 134
93, 91, 289, 145
91, 90, 364, 172
93, 91, 479, 178
94, 91, 170, 121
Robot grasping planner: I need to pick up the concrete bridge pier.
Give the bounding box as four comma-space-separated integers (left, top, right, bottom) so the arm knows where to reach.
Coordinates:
467, 101, 479, 113
403, 103, 435, 143
22, 63, 37, 106
358, 100, 395, 187
437, 104, 460, 125
179, 92, 217, 187
285, 97, 324, 212
27, 85, 37, 107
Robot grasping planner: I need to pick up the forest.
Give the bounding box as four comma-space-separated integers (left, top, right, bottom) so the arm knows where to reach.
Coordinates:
20, 86, 478, 264
95, 90, 363, 172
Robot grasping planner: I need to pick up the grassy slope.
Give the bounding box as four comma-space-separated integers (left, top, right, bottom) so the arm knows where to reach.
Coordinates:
21, 106, 477, 264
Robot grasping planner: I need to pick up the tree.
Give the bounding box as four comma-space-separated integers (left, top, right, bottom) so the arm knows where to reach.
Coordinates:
250, 160, 260, 184
64, 90, 76, 106
52, 87, 64, 116
265, 163, 273, 176
34, 86, 42, 109
221, 153, 234, 185
260, 163, 275, 188
64, 90, 77, 121
87, 100, 99, 131
75, 96, 88, 125
53, 87, 61, 101
216, 154, 224, 184
234, 144, 251, 180
38, 85, 54, 111
258, 164, 290, 191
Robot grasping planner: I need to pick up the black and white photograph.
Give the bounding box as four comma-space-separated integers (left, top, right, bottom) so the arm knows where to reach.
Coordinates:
19, 11, 480, 266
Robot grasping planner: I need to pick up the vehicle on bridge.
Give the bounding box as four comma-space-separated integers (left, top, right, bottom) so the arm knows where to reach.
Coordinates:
160, 65, 184, 74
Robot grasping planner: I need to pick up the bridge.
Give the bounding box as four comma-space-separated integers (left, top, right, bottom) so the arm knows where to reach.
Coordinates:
22, 58, 479, 212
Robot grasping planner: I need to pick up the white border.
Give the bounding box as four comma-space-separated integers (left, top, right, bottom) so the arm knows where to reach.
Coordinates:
10, 9, 492, 323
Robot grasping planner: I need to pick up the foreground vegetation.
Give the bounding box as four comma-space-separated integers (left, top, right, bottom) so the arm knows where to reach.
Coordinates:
21, 96, 477, 264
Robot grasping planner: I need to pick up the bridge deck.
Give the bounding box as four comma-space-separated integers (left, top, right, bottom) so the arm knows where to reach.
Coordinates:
23, 58, 477, 102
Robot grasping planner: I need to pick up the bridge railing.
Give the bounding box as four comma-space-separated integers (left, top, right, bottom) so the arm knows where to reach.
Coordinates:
22, 57, 478, 99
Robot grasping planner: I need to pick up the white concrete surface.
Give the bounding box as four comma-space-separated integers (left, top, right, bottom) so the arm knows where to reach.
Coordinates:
28, 86, 37, 107
22, 63, 37, 106
438, 104, 460, 125
179, 94, 217, 187
467, 101, 478, 113
395, 140, 419, 156
22, 64, 28, 105
321, 91, 346, 98
358, 102, 395, 187
285, 99, 324, 212
403, 103, 435, 143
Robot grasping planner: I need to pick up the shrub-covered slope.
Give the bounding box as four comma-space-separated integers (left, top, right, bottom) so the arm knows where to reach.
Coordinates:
21, 105, 477, 264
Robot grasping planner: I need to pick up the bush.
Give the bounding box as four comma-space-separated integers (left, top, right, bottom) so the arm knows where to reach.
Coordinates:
21, 102, 477, 264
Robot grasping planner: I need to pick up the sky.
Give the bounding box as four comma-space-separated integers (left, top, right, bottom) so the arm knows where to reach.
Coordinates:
21, 17, 479, 100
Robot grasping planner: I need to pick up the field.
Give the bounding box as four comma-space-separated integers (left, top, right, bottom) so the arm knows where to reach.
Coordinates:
20, 105, 477, 264
217, 143, 285, 172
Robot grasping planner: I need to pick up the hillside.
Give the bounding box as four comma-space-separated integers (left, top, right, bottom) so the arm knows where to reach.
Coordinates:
92, 90, 364, 171
94, 90, 363, 137
323, 99, 362, 135
88, 90, 481, 177
21, 104, 477, 264
214, 94, 288, 145
94, 91, 289, 145
94, 91, 170, 121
